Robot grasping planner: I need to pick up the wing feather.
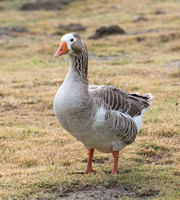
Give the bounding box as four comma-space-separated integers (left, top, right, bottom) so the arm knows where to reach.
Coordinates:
89, 85, 152, 117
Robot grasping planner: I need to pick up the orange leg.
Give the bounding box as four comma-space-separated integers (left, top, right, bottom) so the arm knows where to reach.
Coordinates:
86, 149, 97, 173
112, 151, 119, 174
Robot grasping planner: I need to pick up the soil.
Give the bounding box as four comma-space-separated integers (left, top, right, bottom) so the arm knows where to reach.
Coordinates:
88, 25, 126, 39
60, 187, 128, 200
0, 26, 29, 36
155, 10, 166, 15
57, 23, 86, 32
41, 185, 160, 200
21, 0, 83, 11
132, 17, 149, 23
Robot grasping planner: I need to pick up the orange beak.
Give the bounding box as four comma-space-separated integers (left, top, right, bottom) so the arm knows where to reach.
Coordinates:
54, 41, 68, 58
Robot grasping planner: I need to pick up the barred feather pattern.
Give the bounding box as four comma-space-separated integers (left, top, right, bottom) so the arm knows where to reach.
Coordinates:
90, 85, 151, 117
71, 46, 88, 81
109, 111, 138, 144
90, 96, 137, 145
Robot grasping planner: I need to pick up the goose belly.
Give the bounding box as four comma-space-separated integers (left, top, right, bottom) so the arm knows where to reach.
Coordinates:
67, 108, 127, 153
78, 106, 136, 153
54, 104, 126, 153
78, 130, 126, 153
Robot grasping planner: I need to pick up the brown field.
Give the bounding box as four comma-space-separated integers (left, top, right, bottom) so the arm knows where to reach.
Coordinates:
0, 0, 179, 199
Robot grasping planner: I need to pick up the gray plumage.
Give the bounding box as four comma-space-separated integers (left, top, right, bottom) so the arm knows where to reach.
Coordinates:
54, 33, 153, 153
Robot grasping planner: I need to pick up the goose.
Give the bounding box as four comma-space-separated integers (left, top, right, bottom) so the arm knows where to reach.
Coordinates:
53, 32, 153, 174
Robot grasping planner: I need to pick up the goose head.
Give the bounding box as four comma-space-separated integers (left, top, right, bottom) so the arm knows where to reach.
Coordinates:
54, 32, 85, 58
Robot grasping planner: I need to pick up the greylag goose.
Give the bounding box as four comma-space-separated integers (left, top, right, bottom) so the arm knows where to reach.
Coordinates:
53, 33, 153, 174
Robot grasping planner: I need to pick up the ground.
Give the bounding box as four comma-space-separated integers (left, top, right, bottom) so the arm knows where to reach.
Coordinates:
0, 0, 179, 199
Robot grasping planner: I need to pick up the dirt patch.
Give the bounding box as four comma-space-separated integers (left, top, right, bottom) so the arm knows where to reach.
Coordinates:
54, 23, 86, 35
21, 0, 83, 11
136, 36, 146, 42
0, 26, 29, 36
43, 184, 159, 200
60, 187, 128, 199
10, 26, 29, 33
57, 23, 86, 32
89, 27, 175, 39
154, 10, 166, 15
89, 25, 126, 39
136, 189, 160, 198
132, 16, 149, 23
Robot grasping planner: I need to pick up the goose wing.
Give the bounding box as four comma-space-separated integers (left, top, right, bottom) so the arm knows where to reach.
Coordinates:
89, 85, 152, 117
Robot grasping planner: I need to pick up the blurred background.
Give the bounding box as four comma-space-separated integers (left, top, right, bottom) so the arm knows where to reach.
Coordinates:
0, 0, 179, 199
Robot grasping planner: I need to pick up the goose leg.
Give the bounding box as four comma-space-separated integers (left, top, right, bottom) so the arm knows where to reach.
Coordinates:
86, 149, 97, 173
112, 151, 119, 174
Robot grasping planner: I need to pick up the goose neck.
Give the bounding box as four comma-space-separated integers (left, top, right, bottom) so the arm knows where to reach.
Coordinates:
70, 51, 88, 82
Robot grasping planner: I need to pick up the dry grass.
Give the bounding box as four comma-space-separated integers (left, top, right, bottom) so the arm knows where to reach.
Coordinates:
0, 0, 179, 199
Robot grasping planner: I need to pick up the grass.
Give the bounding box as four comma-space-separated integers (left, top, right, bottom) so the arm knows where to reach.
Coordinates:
0, 0, 179, 199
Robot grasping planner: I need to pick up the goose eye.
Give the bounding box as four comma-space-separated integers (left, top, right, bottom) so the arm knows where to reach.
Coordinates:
70, 38, 74, 42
